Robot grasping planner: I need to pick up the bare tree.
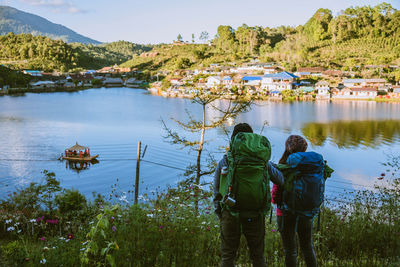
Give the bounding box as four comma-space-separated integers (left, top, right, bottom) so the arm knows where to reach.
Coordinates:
162, 89, 252, 186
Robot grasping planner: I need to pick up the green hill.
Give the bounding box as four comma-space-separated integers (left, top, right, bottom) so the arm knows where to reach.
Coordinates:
0, 5, 100, 44
121, 2, 400, 79
0, 33, 153, 71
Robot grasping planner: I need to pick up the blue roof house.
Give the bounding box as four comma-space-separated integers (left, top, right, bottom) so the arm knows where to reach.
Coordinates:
261, 71, 298, 91
242, 76, 262, 86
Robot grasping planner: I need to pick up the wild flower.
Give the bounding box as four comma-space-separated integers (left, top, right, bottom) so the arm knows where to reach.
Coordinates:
112, 226, 117, 232
36, 216, 44, 223
43, 247, 49, 252
39, 236, 46, 241
14, 222, 20, 226
7, 226, 15, 231
29, 219, 36, 223
5, 219, 12, 224
271, 229, 277, 232
40, 258, 46, 264
119, 195, 128, 203
146, 214, 154, 218
67, 233, 74, 239
17, 229, 22, 233
46, 219, 58, 224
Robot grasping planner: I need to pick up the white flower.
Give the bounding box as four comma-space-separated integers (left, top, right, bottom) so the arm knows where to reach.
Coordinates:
80, 247, 86, 251
59, 237, 66, 240
14, 222, 20, 226
40, 258, 46, 264
30, 219, 36, 223
119, 194, 129, 203
82, 241, 88, 246
7, 226, 15, 231
174, 197, 180, 200
5, 219, 12, 224
201, 221, 207, 225
17, 230, 22, 233
146, 214, 154, 218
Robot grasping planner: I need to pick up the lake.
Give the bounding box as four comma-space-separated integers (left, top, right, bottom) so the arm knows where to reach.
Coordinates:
1, 88, 400, 202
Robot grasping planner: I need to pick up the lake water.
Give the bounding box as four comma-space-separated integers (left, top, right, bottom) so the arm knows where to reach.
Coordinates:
1, 88, 400, 202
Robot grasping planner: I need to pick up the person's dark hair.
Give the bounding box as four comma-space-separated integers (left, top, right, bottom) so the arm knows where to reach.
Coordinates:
231, 123, 253, 141
279, 135, 308, 164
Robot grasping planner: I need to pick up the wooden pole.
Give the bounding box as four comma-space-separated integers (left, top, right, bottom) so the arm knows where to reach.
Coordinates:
135, 141, 141, 204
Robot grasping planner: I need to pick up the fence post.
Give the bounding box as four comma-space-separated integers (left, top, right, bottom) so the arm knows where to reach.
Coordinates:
135, 141, 141, 204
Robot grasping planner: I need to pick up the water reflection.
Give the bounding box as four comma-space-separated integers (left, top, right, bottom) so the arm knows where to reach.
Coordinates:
302, 120, 400, 148
65, 159, 99, 173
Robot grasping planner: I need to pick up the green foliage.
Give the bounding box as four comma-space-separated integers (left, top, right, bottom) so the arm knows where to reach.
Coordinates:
55, 189, 87, 214
0, 33, 78, 71
81, 205, 120, 267
0, 165, 399, 266
0, 33, 152, 71
303, 8, 333, 41
0, 240, 27, 266
0, 65, 31, 88
175, 57, 192, 69
281, 89, 296, 101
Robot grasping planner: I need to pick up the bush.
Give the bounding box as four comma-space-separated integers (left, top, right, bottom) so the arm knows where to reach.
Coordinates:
55, 189, 87, 214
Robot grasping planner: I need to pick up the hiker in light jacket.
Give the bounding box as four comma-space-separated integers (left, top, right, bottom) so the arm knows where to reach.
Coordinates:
213, 123, 284, 267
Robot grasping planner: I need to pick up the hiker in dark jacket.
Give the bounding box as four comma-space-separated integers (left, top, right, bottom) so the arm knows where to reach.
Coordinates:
213, 123, 284, 267
271, 135, 318, 267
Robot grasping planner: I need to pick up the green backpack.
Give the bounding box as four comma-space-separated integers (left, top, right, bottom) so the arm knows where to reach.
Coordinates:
219, 132, 272, 218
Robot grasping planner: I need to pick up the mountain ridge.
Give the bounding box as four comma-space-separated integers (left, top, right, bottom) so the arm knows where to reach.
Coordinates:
0, 5, 100, 44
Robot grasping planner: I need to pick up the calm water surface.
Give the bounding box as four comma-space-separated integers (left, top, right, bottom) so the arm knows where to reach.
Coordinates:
1, 88, 400, 201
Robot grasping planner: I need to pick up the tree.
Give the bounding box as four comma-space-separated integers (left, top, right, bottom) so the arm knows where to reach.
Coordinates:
177, 34, 183, 42
199, 31, 209, 43
192, 33, 195, 43
162, 90, 251, 191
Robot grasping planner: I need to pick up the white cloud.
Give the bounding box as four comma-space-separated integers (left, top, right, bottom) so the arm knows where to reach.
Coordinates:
18, 0, 86, 13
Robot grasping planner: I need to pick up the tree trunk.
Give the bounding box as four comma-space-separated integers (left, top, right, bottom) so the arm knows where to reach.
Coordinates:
196, 103, 206, 185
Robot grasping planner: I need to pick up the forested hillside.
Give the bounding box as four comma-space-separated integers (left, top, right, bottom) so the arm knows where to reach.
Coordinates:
122, 3, 400, 75
0, 33, 153, 71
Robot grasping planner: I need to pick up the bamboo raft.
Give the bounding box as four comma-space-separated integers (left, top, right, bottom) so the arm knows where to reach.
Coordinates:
62, 154, 99, 162
61, 142, 99, 162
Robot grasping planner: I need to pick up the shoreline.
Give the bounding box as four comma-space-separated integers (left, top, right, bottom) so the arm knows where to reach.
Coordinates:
2, 86, 400, 103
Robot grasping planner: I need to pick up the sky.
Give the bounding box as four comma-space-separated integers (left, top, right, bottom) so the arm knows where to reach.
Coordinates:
1, 0, 400, 44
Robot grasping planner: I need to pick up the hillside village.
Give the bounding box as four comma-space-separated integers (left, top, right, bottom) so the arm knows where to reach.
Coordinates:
149, 62, 400, 100
1, 62, 400, 101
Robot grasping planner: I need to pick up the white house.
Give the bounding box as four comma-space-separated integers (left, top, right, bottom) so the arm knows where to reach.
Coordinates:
351, 88, 377, 98
261, 71, 298, 91
343, 78, 386, 88
315, 81, 330, 96
206, 76, 222, 87
222, 76, 233, 85
29, 81, 55, 89
332, 88, 352, 98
